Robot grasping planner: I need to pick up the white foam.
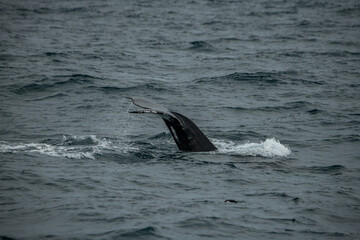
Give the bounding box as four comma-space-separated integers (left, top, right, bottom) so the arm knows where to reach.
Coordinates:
212, 138, 291, 157
0, 137, 290, 159
0, 135, 139, 160
0, 141, 97, 159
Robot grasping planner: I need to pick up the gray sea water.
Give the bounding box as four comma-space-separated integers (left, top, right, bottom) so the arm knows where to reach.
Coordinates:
1, 0, 360, 239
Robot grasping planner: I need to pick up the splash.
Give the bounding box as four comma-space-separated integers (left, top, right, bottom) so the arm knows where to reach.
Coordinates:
212, 138, 291, 157
0, 135, 139, 160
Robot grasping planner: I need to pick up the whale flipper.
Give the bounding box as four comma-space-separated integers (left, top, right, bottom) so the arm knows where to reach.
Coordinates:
127, 97, 217, 152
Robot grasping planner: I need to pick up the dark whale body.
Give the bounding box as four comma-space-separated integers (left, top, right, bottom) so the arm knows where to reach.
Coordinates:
127, 97, 217, 152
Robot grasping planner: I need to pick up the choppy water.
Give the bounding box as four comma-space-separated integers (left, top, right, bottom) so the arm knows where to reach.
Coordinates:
1, 0, 359, 239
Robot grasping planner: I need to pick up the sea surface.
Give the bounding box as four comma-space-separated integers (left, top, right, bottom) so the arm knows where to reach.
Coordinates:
1, 0, 359, 239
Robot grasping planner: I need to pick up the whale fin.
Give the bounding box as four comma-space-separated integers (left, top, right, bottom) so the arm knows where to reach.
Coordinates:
127, 97, 217, 152
128, 109, 175, 121
126, 96, 169, 112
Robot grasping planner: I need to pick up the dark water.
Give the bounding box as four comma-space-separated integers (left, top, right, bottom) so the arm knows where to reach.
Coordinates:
1, 0, 360, 239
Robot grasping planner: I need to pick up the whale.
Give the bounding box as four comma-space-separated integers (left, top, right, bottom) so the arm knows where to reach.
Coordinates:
127, 97, 217, 152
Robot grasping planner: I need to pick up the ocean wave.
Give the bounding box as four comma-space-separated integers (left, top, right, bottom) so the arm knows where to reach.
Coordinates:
307, 165, 345, 174
44, 52, 69, 57
96, 83, 171, 94
31, 93, 67, 101
8, 74, 98, 95
195, 72, 285, 85
0, 135, 139, 160
189, 41, 215, 51
212, 138, 291, 157
9, 83, 54, 94
108, 226, 164, 239
224, 101, 312, 112
31, 6, 92, 15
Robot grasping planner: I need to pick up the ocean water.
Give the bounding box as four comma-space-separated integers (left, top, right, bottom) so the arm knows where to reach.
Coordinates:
0, 0, 359, 239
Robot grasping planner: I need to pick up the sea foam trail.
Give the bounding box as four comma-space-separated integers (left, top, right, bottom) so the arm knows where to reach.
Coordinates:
0, 142, 95, 159
212, 138, 291, 157
0, 137, 290, 159
0, 135, 139, 159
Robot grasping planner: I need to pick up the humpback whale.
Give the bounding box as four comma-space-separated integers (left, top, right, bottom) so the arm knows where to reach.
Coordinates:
127, 97, 217, 152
